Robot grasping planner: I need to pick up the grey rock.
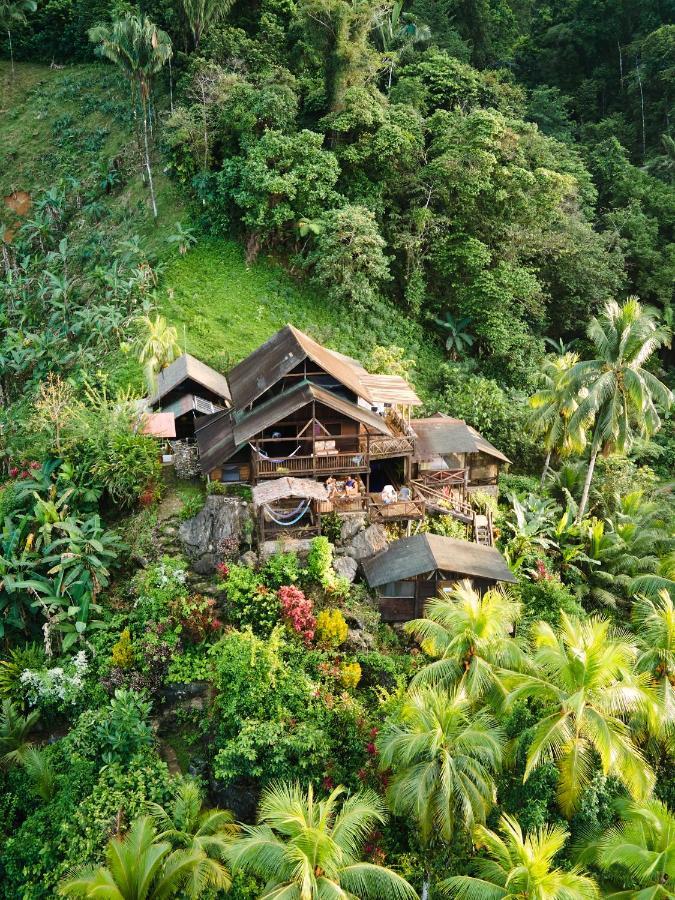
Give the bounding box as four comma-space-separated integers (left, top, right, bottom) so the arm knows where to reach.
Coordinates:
345, 524, 387, 560
344, 610, 366, 631
333, 555, 358, 583
192, 553, 219, 575
259, 538, 315, 560
339, 513, 367, 544
238, 550, 259, 568
179, 496, 251, 561
346, 628, 375, 652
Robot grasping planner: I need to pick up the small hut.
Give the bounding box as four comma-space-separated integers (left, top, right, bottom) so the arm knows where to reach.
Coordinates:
362, 533, 516, 622
252, 476, 330, 542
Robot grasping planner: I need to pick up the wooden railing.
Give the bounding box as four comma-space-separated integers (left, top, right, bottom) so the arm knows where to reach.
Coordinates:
255, 452, 370, 478
368, 496, 425, 523
368, 435, 414, 458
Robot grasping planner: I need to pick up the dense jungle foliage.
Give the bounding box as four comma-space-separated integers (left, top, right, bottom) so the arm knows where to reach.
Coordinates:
0, 0, 674, 897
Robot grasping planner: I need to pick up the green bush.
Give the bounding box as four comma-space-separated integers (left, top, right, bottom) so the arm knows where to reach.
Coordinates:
222, 565, 281, 635
518, 577, 585, 630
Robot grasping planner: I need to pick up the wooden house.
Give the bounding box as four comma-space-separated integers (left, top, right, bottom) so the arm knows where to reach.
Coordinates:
362, 533, 516, 622
149, 353, 231, 438
411, 413, 509, 498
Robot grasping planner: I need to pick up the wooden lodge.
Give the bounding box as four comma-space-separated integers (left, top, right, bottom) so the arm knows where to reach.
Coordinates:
362, 533, 517, 622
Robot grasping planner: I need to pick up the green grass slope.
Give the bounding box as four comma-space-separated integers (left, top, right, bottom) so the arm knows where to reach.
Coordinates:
2, 61, 446, 398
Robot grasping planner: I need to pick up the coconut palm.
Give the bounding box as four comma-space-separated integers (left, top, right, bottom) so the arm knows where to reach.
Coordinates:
0, 0, 36, 77
0, 699, 40, 768
377, 687, 503, 899
633, 590, 675, 733
89, 15, 172, 218
442, 814, 598, 900
567, 298, 672, 523
147, 780, 237, 896
529, 351, 588, 484
136, 314, 181, 393
405, 580, 526, 699
228, 781, 417, 900
501, 613, 656, 817
58, 815, 203, 898
181, 0, 234, 50
594, 798, 675, 898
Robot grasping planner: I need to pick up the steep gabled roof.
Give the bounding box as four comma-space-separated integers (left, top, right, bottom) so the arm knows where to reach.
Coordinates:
150, 354, 231, 407
226, 325, 374, 408
362, 534, 516, 587
411, 415, 510, 463
196, 379, 391, 472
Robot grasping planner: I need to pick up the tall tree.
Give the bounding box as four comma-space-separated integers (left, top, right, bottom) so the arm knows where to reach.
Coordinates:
502, 613, 656, 817
136, 314, 181, 393
568, 298, 672, 522
89, 15, 172, 219
377, 686, 504, 900
229, 781, 418, 900
529, 351, 588, 485
405, 580, 526, 699
0, 0, 36, 77
147, 780, 237, 897
443, 814, 598, 900
181, 0, 234, 51
633, 589, 675, 734
58, 815, 203, 898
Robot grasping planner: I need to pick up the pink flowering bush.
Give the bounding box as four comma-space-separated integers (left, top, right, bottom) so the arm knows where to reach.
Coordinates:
278, 585, 315, 645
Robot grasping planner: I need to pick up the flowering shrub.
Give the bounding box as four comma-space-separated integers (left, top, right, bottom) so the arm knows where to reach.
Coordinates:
315, 609, 348, 647
169, 593, 222, 643
219, 535, 240, 559
133, 556, 189, 627
221, 564, 281, 635
278, 585, 315, 644
340, 661, 362, 689
111, 629, 134, 669
20, 651, 89, 707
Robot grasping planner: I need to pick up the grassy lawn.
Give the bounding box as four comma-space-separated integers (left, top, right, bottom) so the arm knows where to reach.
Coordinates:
160, 237, 446, 398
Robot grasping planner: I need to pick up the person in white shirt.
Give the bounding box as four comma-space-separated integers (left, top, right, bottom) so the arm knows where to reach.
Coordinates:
381, 484, 397, 505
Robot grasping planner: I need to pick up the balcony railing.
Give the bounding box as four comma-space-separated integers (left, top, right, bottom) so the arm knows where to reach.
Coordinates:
255, 451, 370, 478
368, 435, 415, 458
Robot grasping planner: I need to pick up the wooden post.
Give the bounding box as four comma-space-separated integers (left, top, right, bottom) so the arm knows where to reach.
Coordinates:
311, 400, 317, 476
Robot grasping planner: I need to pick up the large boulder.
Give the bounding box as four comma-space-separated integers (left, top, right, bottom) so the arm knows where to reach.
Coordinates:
339, 513, 367, 544
333, 554, 358, 583
345, 524, 387, 561
259, 538, 314, 561
179, 496, 251, 573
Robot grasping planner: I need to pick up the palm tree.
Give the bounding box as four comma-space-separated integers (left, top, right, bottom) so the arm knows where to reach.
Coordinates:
166, 222, 197, 256
567, 298, 672, 523
147, 780, 237, 896
59, 815, 202, 898
181, 0, 234, 50
405, 580, 526, 699
228, 781, 418, 900
529, 352, 588, 484
0, 0, 36, 77
442, 814, 598, 899
433, 312, 475, 359
23, 746, 57, 801
633, 590, 675, 734
377, 687, 504, 900
136, 314, 181, 393
89, 15, 172, 218
593, 799, 675, 898
372, 0, 431, 89
0, 699, 40, 768
501, 613, 656, 817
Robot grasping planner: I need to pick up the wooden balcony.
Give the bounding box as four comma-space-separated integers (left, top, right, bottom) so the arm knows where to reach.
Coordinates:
368, 435, 415, 459
368, 495, 425, 523
255, 451, 370, 479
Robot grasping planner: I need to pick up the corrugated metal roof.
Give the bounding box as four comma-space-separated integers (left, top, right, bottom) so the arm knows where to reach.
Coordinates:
196, 380, 392, 472
226, 325, 374, 408
161, 394, 226, 418
362, 534, 516, 586
252, 477, 329, 509
411, 415, 510, 463
140, 412, 176, 438
359, 374, 422, 406
149, 354, 231, 407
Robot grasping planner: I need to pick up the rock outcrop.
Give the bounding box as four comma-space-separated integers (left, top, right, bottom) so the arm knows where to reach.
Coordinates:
332, 554, 358, 583
179, 496, 252, 573
344, 523, 387, 560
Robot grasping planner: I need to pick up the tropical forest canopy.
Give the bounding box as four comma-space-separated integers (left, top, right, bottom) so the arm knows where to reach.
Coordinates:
0, 0, 674, 898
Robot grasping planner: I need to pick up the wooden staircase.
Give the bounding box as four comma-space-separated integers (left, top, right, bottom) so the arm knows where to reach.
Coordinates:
410, 479, 494, 547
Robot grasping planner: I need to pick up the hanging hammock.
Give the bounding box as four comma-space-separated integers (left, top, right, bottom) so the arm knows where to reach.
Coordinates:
265, 499, 308, 521
252, 444, 302, 463
263, 499, 311, 526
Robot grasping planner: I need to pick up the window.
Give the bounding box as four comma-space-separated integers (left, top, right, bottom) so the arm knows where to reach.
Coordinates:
379, 580, 416, 598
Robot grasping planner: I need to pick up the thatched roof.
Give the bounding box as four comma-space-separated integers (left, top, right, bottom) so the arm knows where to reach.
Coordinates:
149, 354, 231, 407
411, 414, 510, 463
226, 325, 375, 408
252, 477, 329, 509
196, 379, 392, 472
362, 534, 516, 587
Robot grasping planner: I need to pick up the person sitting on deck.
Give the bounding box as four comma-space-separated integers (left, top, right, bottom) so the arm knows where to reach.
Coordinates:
326, 476, 337, 498
344, 475, 358, 495
399, 486, 411, 501
381, 484, 397, 505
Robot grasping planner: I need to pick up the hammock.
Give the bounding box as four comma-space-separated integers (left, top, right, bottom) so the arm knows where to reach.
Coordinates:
263, 499, 311, 526
253, 444, 302, 463
265, 499, 308, 521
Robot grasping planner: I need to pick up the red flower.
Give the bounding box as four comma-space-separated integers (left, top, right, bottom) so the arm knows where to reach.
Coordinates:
9, 467, 18, 478
20, 470, 29, 479
216, 562, 230, 578
323, 776, 334, 790
369, 727, 378, 739
30, 461, 40, 470
366, 742, 377, 756
357, 768, 367, 781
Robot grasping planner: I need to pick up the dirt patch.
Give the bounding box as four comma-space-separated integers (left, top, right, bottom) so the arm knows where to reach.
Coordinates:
3, 190, 31, 242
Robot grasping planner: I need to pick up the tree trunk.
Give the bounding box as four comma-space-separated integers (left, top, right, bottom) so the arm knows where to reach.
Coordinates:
142, 99, 158, 219
8, 28, 14, 77
421, 872, 431, 900
576, 449, 598, 523
168, 55, 174, 114
540, 449, 552, 486
636, 56, 646, 162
